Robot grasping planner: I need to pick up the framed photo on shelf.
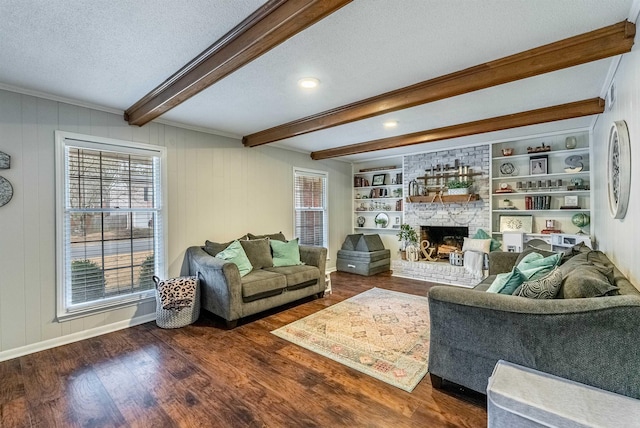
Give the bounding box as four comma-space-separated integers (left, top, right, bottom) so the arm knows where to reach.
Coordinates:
499, 215, 533, 233
372, 174, 386, 186
530, 156, 548, 175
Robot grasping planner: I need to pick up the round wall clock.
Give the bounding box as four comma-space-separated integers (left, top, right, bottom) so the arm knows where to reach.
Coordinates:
0, 176, 13, 207
607, 120, 631, 219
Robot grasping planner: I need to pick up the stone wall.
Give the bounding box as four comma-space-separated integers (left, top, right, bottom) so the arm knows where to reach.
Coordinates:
403, 145, 490, 236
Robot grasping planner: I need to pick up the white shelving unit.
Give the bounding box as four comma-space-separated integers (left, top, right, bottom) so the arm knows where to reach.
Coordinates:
491, 131, 591, 238
353, 164, 403, 233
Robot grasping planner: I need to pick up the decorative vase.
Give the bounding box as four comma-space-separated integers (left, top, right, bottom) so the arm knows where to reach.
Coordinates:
400, 250, 407, 260
565, 136, 578, 149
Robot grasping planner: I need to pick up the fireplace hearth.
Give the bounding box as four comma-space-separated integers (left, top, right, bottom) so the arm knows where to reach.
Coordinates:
421, 226, 469, 259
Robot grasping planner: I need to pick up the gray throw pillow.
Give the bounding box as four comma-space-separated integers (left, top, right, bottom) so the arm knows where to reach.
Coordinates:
558, 265, 619, 298
247, 232, 287, 242
204, 240, 232, 257
515, 267, 562, 299
239, 238, 273, 270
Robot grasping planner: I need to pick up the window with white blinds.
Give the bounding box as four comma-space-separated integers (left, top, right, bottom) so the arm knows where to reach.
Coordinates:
293, 168, 328, 248
55, 131, 166, 320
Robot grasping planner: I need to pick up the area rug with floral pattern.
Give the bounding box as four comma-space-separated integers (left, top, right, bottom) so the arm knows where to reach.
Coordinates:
272, 287, 430, 392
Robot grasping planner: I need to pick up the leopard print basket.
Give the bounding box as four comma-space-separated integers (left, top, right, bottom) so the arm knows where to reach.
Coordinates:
153, 275, 200, 329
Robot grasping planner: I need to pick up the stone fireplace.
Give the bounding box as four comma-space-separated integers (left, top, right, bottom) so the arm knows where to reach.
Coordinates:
421, 226, 468, 259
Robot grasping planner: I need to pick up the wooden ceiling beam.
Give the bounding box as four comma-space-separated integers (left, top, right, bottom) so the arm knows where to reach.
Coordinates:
124, 0, 352, 127
310, 98, 604, 160
244, 21, 634, 147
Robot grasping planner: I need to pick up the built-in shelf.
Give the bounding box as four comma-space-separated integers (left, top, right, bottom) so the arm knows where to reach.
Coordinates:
492, 171, 590, 181
492, 209, 589, 213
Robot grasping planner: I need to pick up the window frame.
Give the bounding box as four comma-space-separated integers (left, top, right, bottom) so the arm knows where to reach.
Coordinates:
54, 131, 168, 321
293, 167, 329, 249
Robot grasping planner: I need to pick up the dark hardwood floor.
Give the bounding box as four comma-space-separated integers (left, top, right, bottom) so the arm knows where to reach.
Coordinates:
0, 272, 487, 427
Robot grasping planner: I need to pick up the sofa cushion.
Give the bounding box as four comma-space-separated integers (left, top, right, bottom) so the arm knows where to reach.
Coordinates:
341, 233, 364, 251
203, 240, 232, 257
558, 265, 620, 298
516, 251, 562, 280
241, 270, 287, 302
355, 234, 385, 252
271, 238, 303, 267
239, 238, 273, 270
473, 228, 501, 251
247, 232, 287, 242
265, 265, 320, 290
515, 267, 563, 299
462, 237, 491, 254
514, 248, 558, 266
215, 240, 253, 277
487, 267, 526, 294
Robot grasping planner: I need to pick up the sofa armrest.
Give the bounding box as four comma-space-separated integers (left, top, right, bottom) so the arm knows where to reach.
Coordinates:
488, 251, 520, 275
300, 245, 327, 285
427, 285, 640, 398
182, 246, 243, 321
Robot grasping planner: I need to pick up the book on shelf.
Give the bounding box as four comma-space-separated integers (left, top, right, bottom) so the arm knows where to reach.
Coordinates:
354, 177, 370, 187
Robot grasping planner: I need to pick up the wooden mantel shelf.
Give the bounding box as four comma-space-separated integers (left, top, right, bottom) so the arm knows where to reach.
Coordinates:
407, 194, 480, 203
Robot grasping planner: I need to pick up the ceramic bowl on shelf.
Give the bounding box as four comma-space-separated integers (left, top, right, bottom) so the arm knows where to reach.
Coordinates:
502, 148, 514, 156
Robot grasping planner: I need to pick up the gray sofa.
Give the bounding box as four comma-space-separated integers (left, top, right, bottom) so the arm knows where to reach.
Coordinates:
427, 247, 640, 399
181, 234, 327, 328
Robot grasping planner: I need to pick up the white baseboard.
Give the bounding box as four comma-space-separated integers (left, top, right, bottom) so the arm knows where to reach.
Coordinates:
0, 313, 156, 362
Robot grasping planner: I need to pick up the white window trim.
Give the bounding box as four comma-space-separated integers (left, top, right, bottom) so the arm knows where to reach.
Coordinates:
293, 167, 329, 250
54, 131, 168, 321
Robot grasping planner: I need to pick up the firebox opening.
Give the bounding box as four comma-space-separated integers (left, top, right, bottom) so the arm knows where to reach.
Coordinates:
420, 226, 469, 259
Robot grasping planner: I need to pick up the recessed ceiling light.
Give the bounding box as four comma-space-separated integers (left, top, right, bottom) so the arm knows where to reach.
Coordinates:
298, 77, 320, 89
383, 120, 398, 129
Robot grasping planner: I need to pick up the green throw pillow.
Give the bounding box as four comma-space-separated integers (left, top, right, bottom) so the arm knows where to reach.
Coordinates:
516, 252, 562, 280
487, 267, 526, 294
270, 238, 303, 267
215, 240, 253, 277
473, 229, 501, 251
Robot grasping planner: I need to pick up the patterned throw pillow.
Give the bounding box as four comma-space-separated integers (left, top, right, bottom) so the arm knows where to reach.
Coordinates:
515, 267, 563, 299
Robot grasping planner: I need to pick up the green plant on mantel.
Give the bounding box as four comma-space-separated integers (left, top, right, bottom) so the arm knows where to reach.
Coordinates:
397, 224, 418, 250
447, 180, 473, 189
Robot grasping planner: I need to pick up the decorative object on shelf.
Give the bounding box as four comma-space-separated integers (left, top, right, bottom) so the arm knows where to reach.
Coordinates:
565, 136, 578, 149
499, 162, 516, 176
527, 143, 551, 153
530, 155, 548, 175
501, 148, 514, 156
571, 213, 590, 235
355, 192, 361, 199
608, 120, 631, 219
409, 179, 419, 197
357, 216, 366, 227
396, 173, 403, 184
562, 195, 579, 209
374, 212, 389, 228
372, 174, 386, 186
0, 151, 13, 207
564, 155, 584, 173
447, 179, 473, 195
541, 219, 561, 234
495, 182, 513, 193
499, 215, 533, 233
502, 199, 513, 208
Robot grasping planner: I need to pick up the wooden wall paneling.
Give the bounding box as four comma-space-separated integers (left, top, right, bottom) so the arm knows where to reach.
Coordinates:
183, 130, 200, 248
20, 94, 46, 343
35, 97, 61, 341
195, 135, 214, 243
0, 91, 25, 351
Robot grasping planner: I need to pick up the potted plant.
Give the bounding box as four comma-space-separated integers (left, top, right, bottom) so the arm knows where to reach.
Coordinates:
397, 224, 418, 259
375, 217, 388, 228
447, 180, 473, 195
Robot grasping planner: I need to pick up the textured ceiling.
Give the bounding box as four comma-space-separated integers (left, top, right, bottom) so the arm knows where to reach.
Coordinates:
0, 0, 636, 162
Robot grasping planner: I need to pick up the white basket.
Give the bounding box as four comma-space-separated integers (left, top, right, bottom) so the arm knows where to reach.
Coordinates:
155, 277, 200, 329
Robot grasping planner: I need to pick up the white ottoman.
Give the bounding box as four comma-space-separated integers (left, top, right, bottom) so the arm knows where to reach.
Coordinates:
487, 360, 640, 428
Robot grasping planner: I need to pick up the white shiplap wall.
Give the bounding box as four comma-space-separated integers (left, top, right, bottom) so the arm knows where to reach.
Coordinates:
592, 14, 640, 290
0, 89, 352, 359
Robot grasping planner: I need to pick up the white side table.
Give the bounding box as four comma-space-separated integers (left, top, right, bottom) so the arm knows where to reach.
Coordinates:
324, 272, 332, 295
487, 360, 640, 427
